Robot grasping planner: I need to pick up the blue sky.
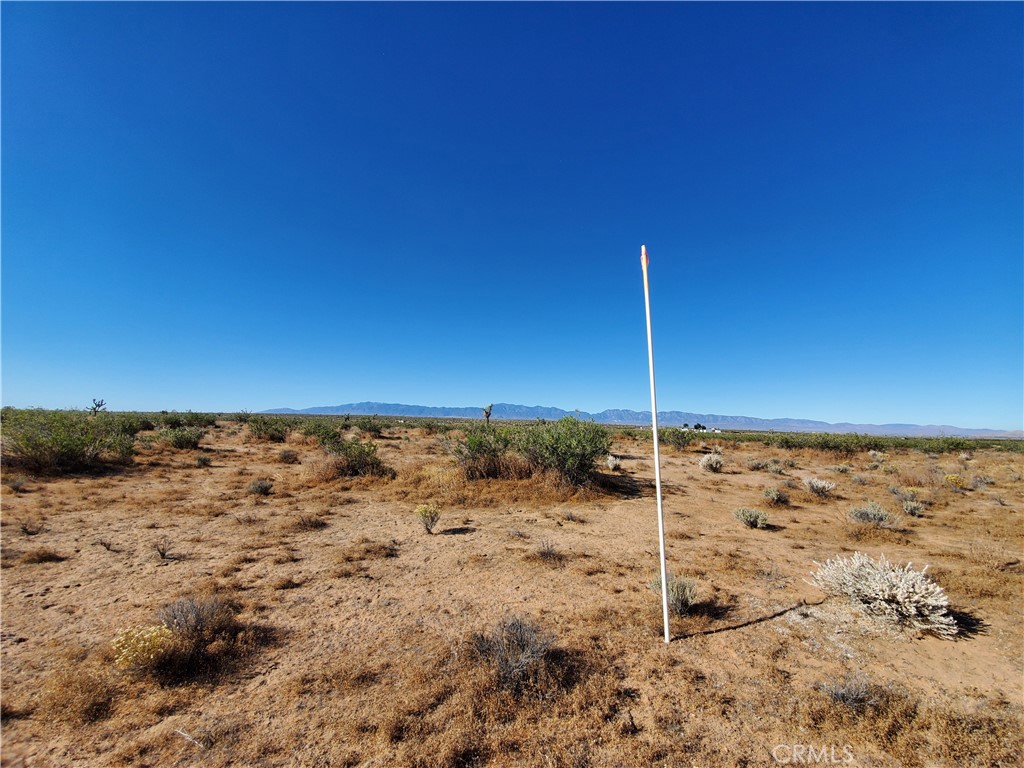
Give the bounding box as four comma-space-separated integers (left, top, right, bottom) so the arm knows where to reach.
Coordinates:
2, 3, 1021, 430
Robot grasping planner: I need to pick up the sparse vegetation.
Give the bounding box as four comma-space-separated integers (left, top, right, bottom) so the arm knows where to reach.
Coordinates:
470, 615, 554, 694
763, 487, 789, 506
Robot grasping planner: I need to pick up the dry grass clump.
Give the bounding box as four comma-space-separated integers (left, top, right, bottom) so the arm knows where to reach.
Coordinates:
530, 540, 566, 566
847, 500, 898, 528
812, 552, 957, 637
291, 514, 328, 532
20, 547, 66, 564
470, 615, 554, 693
338, 538, 399, 562
39, 664, 117, 724
649, 574, 697, 616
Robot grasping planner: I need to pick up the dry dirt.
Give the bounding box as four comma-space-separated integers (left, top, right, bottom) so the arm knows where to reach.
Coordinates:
1, 423, 1022, 767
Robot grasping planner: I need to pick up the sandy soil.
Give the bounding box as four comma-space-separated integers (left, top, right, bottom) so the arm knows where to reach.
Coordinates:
1, 422, 1021, 767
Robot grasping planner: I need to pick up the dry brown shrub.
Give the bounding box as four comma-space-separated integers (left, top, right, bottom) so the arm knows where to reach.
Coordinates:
847, 523, 910, 544
39, 664, 117, 723
20, 547, 66, 564
337, 537, 399, 563
303, 455, 344, 485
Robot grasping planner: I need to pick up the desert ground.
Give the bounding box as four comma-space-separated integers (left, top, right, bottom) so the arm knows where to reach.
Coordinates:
1, 416, 1021, 767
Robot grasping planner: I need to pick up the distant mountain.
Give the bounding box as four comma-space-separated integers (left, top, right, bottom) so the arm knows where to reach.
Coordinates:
261, 401, 1020, 438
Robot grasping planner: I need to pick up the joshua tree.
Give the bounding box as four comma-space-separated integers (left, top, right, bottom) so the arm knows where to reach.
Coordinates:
482, 404, 493, 426
88, 398, 107, 416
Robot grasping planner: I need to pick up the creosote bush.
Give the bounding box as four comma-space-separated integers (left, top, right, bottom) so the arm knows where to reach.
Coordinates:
734, 507, 768, 529
1, 408, 136, 473
649, 574, 697, 616
161, 427, 206, 450
516, 417, 611, 486
811, 552, 957, 638
247, 415, 291, 443
415, 503, 441, 534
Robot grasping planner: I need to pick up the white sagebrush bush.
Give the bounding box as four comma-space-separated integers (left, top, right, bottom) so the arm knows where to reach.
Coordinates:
805, 477, 836, 498
699, 453, 723, 473
811, 552, 957, 638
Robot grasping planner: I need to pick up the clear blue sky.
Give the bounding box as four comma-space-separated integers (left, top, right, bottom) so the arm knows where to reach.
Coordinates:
2, 3, 1021, 430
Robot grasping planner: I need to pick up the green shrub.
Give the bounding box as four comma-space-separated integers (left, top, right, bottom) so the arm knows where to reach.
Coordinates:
326, 438, 395, 478
1, 409, 136, 473
445, 425, 519, 480
514, 417, 611, 486
661, 428, 696, 449
161, 427, 206, 450
247, 415, 290, 442
196, 454, 212, 468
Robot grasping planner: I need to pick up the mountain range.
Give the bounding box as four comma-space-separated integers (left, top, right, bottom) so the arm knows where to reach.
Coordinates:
262, 402, 1021, 438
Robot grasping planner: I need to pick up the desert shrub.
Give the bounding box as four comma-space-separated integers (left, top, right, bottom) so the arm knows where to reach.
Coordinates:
278, 449, 300, 464
470, 615, 554, 693
605, 454, 621, 471
734, 507, 768, 529
248, 479, 273, 496
971, 474, 995, 489
698, 453, 723, 473
1, 409, 136, 473
113, 624, 174, 671
161, 427, 206, 450
819, 671, 874, 714
247, 415, 290, 442
159, 412, 184, 429
514, 417, 611, 486
763, 487, 789, 507
150, 596, 242, 680
944, 473, 968, 489
848, 501, 896, 528
291, 514, 327, 531
179, 411, 218, 428
811, 552, 957, 638
805, 477, 836, 498
902, 499, 925, 517
533, 540, 565, 565
661, 428, 696, 449
415, 503, 441, 534
326, 438, 395, 478
233, 410, 252, 424
21, 547, 66, 564
40, 665, 116, 723
649, 574, 697, 616
4, 473, 29, 492
831, 463, 852, 474
196, 454, 212, 468
355, 415, 386, 437
445, 426, 519, 480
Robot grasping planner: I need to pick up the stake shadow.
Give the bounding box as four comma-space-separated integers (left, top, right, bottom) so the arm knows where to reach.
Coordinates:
439, 526, 476, 536
672, 599, 826, 641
